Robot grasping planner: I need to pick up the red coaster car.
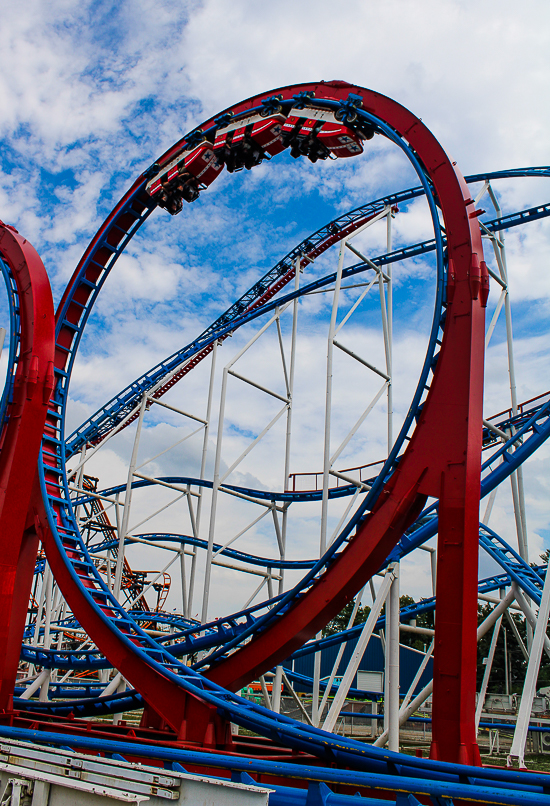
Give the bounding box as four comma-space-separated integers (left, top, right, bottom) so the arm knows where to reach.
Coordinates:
184, 143, 223, 186
282, 107, 364, 162
214, 112, 286, 171
146, 141, 223, 215
317, 122, 364, 157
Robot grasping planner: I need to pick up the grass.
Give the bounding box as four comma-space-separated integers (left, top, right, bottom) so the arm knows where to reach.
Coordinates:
481, 753, 550, 773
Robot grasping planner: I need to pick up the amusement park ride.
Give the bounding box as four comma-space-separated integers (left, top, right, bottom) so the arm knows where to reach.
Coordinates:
1, 80, 550, 805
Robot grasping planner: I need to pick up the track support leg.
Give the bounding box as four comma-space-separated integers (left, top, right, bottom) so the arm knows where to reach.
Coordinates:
429, 264, 486, 766
430, 488, 482, 766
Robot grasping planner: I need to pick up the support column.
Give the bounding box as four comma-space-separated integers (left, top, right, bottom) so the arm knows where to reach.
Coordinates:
508, 561, 550, 767
429, 247, 486, 766
385, 563, 400, 752
430, 430, 484, 765
431, 469, 483, 766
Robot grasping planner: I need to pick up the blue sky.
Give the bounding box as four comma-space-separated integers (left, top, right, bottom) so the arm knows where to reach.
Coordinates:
1, 0, 550, 614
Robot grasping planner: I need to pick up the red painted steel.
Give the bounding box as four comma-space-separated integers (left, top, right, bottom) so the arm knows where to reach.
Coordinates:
33, 82, 486, 763
202, 83, 487, 768
0, 222, 55, 712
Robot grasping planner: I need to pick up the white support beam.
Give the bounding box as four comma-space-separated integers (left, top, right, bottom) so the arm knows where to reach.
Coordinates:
318, 588, 366, 720
374, 588, 516, 746
475, 615, 503, 732
508, 562, 550, 767
385, 563, 400, 751
332, 339, 390, 380
322, 568, 395, 733
114, 393, 148, 599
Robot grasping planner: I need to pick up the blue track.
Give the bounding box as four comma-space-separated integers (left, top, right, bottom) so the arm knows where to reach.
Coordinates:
0, 255, 21, 440
16, 535, 543, 712
65, 168, 550, 459
25, 87, 550, 804
3, 725, 550, 806
24, 173, 550, 697
36, 98, 450, 761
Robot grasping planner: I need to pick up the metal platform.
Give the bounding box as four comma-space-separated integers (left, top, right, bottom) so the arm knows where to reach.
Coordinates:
0, 739, 270, 806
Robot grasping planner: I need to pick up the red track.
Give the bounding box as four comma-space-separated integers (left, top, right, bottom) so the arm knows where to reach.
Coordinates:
2, 82, 488, 767
200, 82, 488, 766
0, 222, 55, 712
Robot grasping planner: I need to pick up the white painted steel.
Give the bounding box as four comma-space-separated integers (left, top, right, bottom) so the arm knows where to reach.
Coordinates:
475, 614, 503, 732
317, 588, 366, 720
0, 740, 270, 806
385, 563, 400, 752
323, 569, 395, 733
114, 393, 148, 600
508, 556, 550, 767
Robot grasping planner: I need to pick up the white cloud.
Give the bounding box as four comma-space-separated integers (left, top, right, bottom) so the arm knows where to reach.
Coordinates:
2, 0, 550, 654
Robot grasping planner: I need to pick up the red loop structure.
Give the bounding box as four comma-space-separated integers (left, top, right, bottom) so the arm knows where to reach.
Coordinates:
0, 222, 55, 712
0, 82, 489, 770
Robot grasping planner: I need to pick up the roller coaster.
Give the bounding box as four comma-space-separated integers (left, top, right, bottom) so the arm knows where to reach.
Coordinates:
1, 81, 550, 805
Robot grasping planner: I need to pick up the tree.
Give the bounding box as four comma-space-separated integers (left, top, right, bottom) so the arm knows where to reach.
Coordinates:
476, 603, 550, 693
322, 593, 550, 694
476, 602, 526, 693
322, 599, 370, 636
321, 593, 434, 646
397, 594, 434, 652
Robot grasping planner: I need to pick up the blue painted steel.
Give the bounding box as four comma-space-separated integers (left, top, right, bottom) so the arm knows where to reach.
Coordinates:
479, 525, 544, 604
64, 179, 443, 458
0, 256, 21, 439
13, 689, 143, 717
32, 89, 550, 793
282, 668, 375, 699
20, 597, 268, 670
25, 378, 550, 672
23, 434, 549, 677
195, 404, 550, 671
19, 536, 544, 675
35, 101, 454, 770
40, 475, 525, 779
76, 476, 358, 506
289, 565, 547, 663
17, 553, 530, 713
285, 635, 432, 698
21, 588, 292, 669
1, 726, 549, 805
50, 190, 550, 681
90, 531, 318, 570
65, 168, 550, 461
41, 118, 444, 700
340, 711, 550, 735
387, 397, 550, 564
23, 611, 199, 642
47, 188, 550, 709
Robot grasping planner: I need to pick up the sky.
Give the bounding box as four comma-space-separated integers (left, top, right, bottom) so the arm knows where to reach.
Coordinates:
1, 0, 550, 620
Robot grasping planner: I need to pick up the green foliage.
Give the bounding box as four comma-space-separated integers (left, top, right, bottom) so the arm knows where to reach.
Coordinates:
476, 602, 550, 693
323, 593, 550, 694
397, 594, 434, 652
476, 603, 525, 693
322, 599, 371, 637
321, 594, 434, 646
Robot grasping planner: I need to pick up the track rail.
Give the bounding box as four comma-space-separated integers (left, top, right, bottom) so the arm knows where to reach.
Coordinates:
4, 727, 550, 806
0, 257, 21, 438
23, 377, 550, 679
16, 545, 529, 685
32, 82, 491, 766
65, 167, 550, 458
0, 222, 55, 710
